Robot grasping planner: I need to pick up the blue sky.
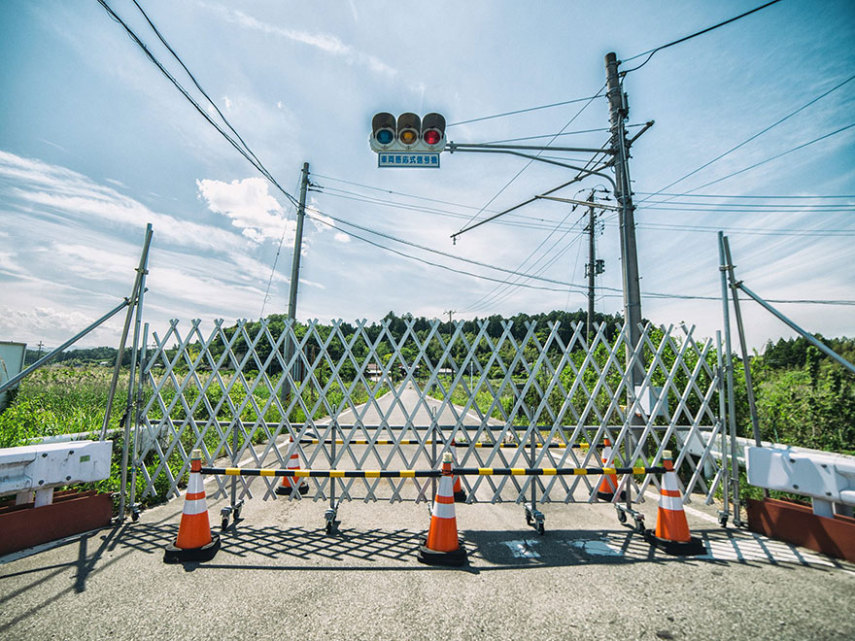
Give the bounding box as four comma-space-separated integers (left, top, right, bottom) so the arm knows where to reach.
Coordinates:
1, 0, 853, 351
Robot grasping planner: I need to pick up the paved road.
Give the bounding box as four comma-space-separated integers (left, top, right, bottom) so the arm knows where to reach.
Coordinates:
2, 488, 854, 641
3, 386, 854, 640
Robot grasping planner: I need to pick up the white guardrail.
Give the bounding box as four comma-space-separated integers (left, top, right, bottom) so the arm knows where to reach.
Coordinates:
679, 430, 855, 518
746, 445, 855, 517
0, 440, 112, 507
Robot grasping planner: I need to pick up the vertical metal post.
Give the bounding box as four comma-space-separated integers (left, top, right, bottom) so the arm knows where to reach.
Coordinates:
118, 224, 153, 521
282, 162, 311, 405
128, 322, 149, 520
721, 236, 763, 448
431, 407, 437, 503
529, 423, 537, 512
715, 330, 729, 525
100, 225, 154, 441
230, 420, 239, 511
718, 233, 744, 523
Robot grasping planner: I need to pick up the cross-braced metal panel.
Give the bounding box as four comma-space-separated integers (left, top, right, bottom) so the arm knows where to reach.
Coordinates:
134, 318, 725, 506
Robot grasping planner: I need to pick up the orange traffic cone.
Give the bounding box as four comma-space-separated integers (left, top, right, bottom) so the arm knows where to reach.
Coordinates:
596, 438, 625, 501
452, 474, 467, 503
644, 451, 704, 555
276, 438, 309, 496
418, 453, 468, 566
164, 449, 220, 563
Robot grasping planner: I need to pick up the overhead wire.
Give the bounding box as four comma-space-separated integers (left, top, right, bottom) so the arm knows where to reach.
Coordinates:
621, 0, 784, 74
304, 210, 589, 297
453, 84, 607, 236
447, 95, 605, 127
640, 74, 855, 204
96, 0, 299, 210
100, 1, 853, 312
675, 122, 855, 195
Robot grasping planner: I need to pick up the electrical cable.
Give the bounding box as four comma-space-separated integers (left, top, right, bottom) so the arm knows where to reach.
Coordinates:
447, 95, 605, 127
640, 73, 855, 203
130, 0, 267, 175
304, 211, 588, 297
621, 0, 784, 73
96, 0, 299, 210
306, 207, 594, 292
678, 122, 855, 195
636, 192, 855, 200
453, 84, 607, 236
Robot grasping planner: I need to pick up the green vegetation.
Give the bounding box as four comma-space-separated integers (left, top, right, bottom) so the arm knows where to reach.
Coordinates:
737, 336, 855, 455
3, 313, 852, 512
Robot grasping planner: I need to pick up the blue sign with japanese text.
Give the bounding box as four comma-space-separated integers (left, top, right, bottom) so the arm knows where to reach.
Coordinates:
378, 153, 440, 168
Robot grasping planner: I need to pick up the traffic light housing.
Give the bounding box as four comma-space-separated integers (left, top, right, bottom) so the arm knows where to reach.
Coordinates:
370, 112, 446, 153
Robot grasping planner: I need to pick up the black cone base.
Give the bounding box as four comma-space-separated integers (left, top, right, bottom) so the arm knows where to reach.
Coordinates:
597, 490, 626, 502
643, 530, 705, 556
163, 534, 220, 564
417, 539, 468, 567
453, 490, 467, 503
275, 483, 310, 496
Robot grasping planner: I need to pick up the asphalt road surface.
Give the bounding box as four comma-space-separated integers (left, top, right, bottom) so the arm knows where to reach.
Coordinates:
3, 386, 854, 640
2, 488, 854, 641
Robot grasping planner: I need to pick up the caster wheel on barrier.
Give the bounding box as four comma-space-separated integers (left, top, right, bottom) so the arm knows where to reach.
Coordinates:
718, 514, 728, 528
221, 517, 229, 531
131, 509, 140, 523
633, 517, 645, 533
536, 521, 545, 536
525, 509, 533, 526
234, 507, 241, 521
617, 509, 627, 524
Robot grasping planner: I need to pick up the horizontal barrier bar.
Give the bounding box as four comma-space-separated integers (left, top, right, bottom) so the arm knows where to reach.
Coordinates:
200, 465, 666, 479
293, 439, 590, 449
452, 441, 590, 449
297, 439, 439, 446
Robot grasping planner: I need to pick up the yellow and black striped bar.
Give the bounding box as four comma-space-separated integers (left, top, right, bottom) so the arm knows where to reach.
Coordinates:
451, 441, 590, 449
200, 465, 665, 478
293, 439, 591, 449
297, 439, 437, 446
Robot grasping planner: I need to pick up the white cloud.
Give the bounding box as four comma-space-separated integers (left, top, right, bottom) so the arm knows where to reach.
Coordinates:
0, 151, 244, 255
334, 232, 350, 243
196, 176, 292, 243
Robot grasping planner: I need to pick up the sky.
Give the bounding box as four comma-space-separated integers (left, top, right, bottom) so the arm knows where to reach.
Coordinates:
1, 0, 853, 353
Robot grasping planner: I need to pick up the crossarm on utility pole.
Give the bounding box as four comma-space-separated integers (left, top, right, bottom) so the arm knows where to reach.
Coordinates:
447, 145, 614, 242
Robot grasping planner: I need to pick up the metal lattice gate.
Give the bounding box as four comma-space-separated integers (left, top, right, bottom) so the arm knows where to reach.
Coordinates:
132, 319, 727, 512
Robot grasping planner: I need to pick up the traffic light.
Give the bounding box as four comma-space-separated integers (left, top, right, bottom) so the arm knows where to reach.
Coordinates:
369, 112, 446, 153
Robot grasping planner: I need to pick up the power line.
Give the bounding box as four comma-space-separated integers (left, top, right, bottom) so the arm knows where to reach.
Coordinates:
130, 0, 267, 176
306, 207, 593, 292
681, 122, 855, 194
453, 85, 607, 236
641, 73, 855, 203
447, 95, 605, 127
96, 0, 299, 209
308, 201, 855, 308
304, 211, 588, 297
622, 0, 784, 73
636, 192, 855, 200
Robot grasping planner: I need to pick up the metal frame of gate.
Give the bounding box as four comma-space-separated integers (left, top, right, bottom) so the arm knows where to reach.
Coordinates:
132, 318, 727, 524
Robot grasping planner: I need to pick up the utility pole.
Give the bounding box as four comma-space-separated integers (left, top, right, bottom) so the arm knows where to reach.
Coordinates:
282, 162, 310, 403
605, 52, 644, 389
444, 310, 455, 323
584, 189, 605, 341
